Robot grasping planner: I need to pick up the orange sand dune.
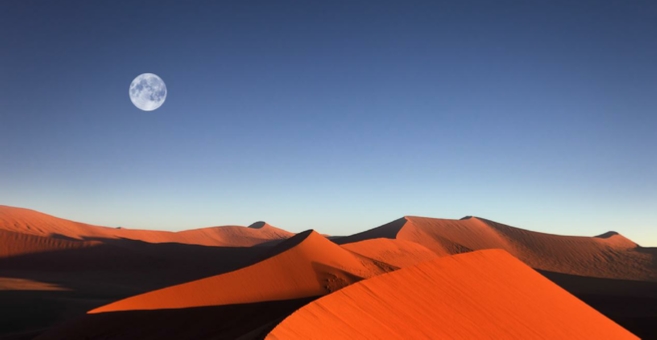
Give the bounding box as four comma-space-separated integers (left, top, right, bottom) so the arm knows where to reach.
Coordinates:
3, 206, 655, 338
0, 229, 98, 259
337, 216, 657, 281
0, 205, 292, 247
340, 238, 439, 268
172, 221, 292, 247
89, 230, 390, 313
267, 249, 638, 340
0, 238, 271, 337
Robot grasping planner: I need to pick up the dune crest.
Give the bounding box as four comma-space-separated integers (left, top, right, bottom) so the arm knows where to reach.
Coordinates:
88, 230, 390, 313
0, 205, 292, 247
267, 249, 639, 340
1, 206, 655, 338
337, 215, 657, 281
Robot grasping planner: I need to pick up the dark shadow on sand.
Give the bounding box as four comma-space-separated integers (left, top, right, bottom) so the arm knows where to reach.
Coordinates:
34, 297, 317, 340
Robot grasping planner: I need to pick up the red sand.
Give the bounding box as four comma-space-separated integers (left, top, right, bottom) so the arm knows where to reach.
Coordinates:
2, 205, 654, 338
0, 205, 292, 247
267, 249, 639, 340
341, 238, 439, 268
0, 206, 290, 337
0, 229, 98, 259
89, 230, 390, 313
338, 216, 657, 281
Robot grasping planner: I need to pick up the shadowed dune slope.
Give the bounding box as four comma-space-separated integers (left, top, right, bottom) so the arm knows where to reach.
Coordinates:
0, 205, 292, 247
267, 249, 639, 340
540, 270, 657, 340
34, 298, 316, 340
89, 230, 390, 313
337, 216, 657, 281
0, 241, 270, 338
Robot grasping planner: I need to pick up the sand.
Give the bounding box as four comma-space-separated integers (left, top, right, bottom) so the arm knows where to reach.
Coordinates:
0, 229, 98, 259
340, 238, 439, 268
34, 298, 315, 340
0, 205, 292, 247
267, 249, 639, 340
88, 230, 390, 313
337, 215, 657, 281
1, 205, 652, 338
0, 206, 287, 337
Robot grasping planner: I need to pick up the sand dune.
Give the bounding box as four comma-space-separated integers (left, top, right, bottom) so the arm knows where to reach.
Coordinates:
0, 240, 270, 338
88, 230, 391, 313
0, 205, 292, 247
0, 206, 287, 337
340, 238, 439, 268
337, 216, 657, 281
2, 206, 655, 338
172, 221, 293, 247
267, 249, 639, 340
0, 229, 98, 259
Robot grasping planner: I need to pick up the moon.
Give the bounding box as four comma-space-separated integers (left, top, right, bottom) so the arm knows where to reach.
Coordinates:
129, 73, 167, 111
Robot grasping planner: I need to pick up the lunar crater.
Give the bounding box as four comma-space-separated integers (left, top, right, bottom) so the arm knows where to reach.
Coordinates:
129, 73, 167, 111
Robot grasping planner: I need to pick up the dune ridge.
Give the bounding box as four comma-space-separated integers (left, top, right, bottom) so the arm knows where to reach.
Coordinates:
88, 230, 391, 313
337, 215, 657, 281
2, 205, 655, 338
340, 238, 439, 268
267, 249, 639, 340
0, 205, 292, 247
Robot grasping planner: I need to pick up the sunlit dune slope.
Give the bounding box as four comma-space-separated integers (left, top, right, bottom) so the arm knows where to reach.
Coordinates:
340, 238, 439, 268
0, 205, 292, 247
0, 229, 98, 258
267, 249, 639, 340
89, 230, 390, 313
337, 216, 657, 281
173, 221, 292, 247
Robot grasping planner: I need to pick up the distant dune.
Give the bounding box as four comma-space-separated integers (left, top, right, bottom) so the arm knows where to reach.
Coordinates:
0, 205, 292, 247
0, 229, 99, 259
340, 238, 439, 268
1, 205, 654, 338
267, 249, 638, 340
0, 205, 290, 337
336, 216, 657, 281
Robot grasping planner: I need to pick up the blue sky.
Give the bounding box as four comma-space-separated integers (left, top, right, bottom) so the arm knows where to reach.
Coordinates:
1, 1, 656, 245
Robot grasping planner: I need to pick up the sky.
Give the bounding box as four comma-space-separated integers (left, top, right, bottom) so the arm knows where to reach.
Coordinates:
1, 1, 656, 245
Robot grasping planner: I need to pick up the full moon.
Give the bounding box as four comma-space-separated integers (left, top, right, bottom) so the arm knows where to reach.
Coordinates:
129, 73, 167, 111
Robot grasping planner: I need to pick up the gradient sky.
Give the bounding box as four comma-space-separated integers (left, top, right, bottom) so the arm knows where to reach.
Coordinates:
1, 1, 656, 245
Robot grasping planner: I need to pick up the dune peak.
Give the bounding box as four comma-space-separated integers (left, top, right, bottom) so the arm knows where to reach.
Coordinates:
596, 231, 620, 239
87, 228, 386, 314
248, 221, 267, 229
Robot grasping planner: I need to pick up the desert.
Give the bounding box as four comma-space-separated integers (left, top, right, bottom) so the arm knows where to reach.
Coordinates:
0, 205, 655, 339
